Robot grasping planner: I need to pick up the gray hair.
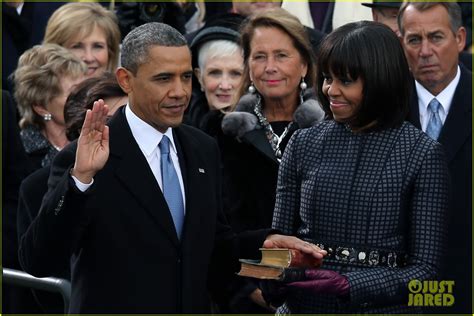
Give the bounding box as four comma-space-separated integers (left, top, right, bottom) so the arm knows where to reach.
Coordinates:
197, 40, 242, 71
120, 22, 187, 75
398, 2, 463, 36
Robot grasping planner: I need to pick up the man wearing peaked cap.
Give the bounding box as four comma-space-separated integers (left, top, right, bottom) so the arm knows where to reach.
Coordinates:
362, 0, 401, 35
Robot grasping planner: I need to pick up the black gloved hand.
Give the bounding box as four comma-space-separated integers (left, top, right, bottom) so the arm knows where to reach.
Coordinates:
287, 269, 350, 297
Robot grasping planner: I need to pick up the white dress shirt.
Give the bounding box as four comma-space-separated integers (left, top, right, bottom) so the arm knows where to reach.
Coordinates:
415, 65, 460, 132
72, 104, 186, 210
16, 2, 24, 15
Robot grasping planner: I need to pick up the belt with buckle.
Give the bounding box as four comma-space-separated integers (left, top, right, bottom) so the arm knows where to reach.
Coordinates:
314, 243, 407, 268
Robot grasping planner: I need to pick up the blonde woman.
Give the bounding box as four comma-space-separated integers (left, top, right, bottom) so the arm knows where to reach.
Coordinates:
13, 44, 86, 169
44, 2, 120, 77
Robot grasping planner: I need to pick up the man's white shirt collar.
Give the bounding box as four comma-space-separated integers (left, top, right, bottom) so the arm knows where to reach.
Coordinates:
415, 65, 460, 130
125, 104, 177, 158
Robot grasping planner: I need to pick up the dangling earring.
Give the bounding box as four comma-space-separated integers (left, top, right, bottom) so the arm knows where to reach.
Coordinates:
248, 82, 256, 94
43, 113, 52, 121
300, 77, 308, 91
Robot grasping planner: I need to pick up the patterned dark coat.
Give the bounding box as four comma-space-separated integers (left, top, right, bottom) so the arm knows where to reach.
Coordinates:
273, 120, 450, 313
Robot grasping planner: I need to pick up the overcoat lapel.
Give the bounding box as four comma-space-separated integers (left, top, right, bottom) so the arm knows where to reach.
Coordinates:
408, 82, 422, 129
241, 129, 278, 164
172, 126, 209, 242
437, 66, 472, 164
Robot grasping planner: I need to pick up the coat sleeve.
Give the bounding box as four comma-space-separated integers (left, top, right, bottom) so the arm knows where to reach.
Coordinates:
16, 168, 48, 246
210, 135, 271, 285
213, 134, 271, 260
345, 140, 450, 307
18, 145, 92, 277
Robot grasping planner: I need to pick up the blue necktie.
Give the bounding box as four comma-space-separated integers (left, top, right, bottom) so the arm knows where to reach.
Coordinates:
426, 98, 442, 140
159, 135, 184, 239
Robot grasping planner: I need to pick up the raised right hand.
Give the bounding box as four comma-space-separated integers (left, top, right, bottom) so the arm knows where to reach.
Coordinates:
71, 100, 110, 183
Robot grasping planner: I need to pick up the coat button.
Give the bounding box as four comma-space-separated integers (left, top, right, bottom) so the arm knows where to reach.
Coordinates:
54, 196, 65, 215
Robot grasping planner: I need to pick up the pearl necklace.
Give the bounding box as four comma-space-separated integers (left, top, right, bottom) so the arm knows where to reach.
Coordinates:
253, 94, 294, 163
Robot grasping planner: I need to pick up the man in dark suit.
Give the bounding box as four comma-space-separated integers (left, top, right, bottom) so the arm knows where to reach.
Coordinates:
399, 2, 472, 314
362, 1, 472, 71
18, 22, 325, 313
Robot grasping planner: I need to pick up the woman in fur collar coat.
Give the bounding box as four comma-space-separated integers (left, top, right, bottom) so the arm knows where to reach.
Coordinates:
216, 8, 324, 313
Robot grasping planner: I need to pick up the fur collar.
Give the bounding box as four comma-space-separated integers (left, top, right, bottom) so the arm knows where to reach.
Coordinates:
222, 89, 325, 137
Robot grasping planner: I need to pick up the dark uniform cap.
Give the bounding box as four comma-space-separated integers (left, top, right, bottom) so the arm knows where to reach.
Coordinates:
361, 1, 401, 9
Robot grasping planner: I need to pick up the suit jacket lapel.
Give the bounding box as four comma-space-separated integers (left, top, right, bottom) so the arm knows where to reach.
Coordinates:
109, 108, 180, 246
172, 126, 214, 242
408, 80, 422, 129
172, 128, 188, 193
437, 66, 472, 163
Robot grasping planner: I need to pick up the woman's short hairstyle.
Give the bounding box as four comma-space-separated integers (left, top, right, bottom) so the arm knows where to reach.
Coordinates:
64, 72, 126, 141
197, 39, 242, 71
316, 21, 410, 132
13, 44, 86, 130
239, 8, 316, 96
44, 2, 121, 71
